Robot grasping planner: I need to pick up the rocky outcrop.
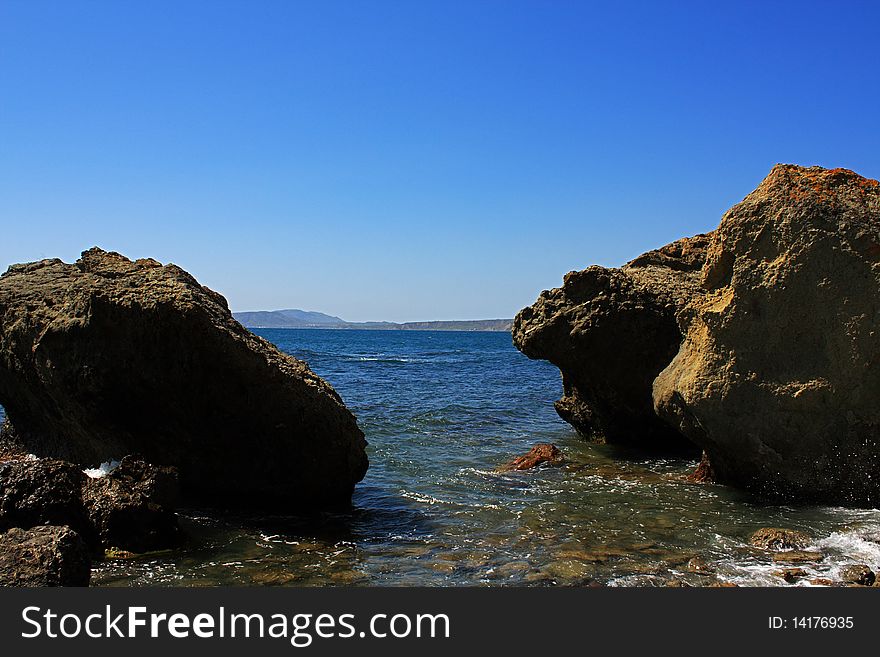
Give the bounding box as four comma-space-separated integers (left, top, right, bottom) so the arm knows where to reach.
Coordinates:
654, 166, 880, 504
0, 248, 368, 509
513, 234, 711, 451
517, 164, 880, 505
0, 525, 91, 586
0, 453, 180, 554
82, 456, 180, 553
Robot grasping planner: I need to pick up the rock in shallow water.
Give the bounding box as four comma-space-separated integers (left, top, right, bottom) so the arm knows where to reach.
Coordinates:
498, 443, 564, 471
774, 568, 808, 583
0, 248, 368, 510
0, 525, 91, 586
839, 564, 875, 586
749, 528, 812, 551
0, 454, 181, 554
516, 164, 880, 506
654, 165, 880, 504
513, 234, 711, 452
82, 456, 180, 553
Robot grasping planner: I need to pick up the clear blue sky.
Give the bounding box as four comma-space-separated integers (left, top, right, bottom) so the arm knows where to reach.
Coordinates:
1, 1, 878, 321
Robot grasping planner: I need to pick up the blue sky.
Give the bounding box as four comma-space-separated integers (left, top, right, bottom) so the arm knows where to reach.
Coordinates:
1, 1, 878, 321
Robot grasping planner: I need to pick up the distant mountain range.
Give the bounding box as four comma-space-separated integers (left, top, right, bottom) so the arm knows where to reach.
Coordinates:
233, 309, 513, 332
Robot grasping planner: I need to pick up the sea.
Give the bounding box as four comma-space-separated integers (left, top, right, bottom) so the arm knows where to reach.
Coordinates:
4, 329, 880, 586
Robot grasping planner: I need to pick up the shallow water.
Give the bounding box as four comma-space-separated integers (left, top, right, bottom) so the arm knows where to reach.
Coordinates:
5, 329, 879, 586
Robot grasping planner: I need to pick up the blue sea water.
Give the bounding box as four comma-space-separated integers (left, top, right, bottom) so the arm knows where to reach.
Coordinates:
8, 328, 880, 586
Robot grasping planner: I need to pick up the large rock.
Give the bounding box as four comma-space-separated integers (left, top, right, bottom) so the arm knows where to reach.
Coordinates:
513, 234, 711, 451
0, 248, 368, 509
654, 165, 880, 504
0, 525, 91, 586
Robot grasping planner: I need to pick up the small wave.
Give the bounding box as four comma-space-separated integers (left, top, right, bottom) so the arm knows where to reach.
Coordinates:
84, 460, 121, 479
815, 527, 880, 572
400, 490, 452, 506
352, 356, 420, 364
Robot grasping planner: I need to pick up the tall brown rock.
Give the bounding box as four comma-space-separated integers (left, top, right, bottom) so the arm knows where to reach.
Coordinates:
654, 165, 880, 504
0, 248, 368, 510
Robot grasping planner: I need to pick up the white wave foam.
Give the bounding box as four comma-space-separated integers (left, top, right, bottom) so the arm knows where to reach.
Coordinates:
84, 460, 120, 478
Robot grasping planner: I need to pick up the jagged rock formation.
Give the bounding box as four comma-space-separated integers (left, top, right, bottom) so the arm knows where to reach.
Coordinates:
0, 525, 91, 586
517, 163, 880, 504
0, 248, 368, 509
513, 234, 711, 451
0, 452, 178, 554
0, 458, 92, 542
82, 456, 180, 553
654, 165, 880, 504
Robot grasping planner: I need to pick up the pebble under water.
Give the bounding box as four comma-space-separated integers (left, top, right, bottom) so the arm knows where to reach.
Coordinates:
30, 328, 880, 586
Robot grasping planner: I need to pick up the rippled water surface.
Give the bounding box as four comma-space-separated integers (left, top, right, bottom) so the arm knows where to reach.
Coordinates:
29, 329, 879, 586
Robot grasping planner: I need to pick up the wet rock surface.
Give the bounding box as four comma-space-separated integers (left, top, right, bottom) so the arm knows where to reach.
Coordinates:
0, 248, 368, 510
0, 525, 91, 586
771, 550, 824, 564
774, 567, 807, 583
749, 528, 812, 551
498, 443, 564, 471
839, 564, 875, 586
82, 456, 181, 553
0, 450, 182, 585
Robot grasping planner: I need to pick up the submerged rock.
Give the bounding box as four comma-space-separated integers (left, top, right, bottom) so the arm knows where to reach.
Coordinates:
772, 551, 824, 564
687, 451, 715, 483
654, 165, 880, 504
686, 556, 714, 575
498, 443, 564, 471
0, 525, 91, 586
82, 456, 180, 553
774, 568, 807, 583
0, 248, 368, 509
513, 234, 711, 451
808, 578, 836, 587
749, 527, 812, 551
839, 564, 875, 586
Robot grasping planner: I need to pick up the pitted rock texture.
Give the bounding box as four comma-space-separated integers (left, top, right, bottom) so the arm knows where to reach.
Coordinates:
513, 234, 711, 451
0, 525, 91, 587
653, 165, 880, 504
0, 458, 92, 542
82, 456, 180, 553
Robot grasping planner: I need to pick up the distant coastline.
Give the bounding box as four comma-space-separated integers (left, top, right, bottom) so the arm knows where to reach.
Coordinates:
234, 309, 512, 332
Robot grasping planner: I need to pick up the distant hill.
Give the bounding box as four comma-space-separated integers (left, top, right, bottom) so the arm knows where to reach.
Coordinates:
233, 309, 347, 328
233, 309, 512, 332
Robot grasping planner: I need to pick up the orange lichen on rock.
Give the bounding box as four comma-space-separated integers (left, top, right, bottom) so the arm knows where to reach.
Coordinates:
773, 165, 879, 205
